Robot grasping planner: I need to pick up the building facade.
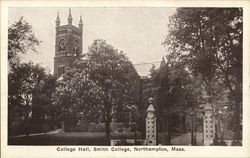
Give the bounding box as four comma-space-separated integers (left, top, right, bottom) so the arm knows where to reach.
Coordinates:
54, 9, 83, 77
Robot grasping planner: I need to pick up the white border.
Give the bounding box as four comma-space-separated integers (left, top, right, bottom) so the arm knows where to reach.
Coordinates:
1, 1, 250, 158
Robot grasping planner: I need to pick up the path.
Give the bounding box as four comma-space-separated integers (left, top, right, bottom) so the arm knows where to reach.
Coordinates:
171, 132, 203, 145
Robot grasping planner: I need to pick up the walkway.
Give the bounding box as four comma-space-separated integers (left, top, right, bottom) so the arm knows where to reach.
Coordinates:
171, 132, 203, 145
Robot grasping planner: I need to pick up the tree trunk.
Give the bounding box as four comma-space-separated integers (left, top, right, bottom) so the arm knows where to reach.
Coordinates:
233, 82, 242, 143
233, 101, 241, 141
25, 116, 30, 137
25, 100, 31, 137
232, 62, 242, 144
105, 113, 111, 144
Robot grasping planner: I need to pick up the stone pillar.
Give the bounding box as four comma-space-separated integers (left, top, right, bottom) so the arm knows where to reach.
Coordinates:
146, 97, 157, 145
203, 103, 214, 146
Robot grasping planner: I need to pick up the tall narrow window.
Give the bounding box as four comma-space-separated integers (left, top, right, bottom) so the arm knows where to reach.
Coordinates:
58, 66, 66, 76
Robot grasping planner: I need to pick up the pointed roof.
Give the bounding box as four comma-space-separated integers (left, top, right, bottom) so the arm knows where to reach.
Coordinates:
147, 97, 155, 112
67, 8, 73, 24
147, 104, 155, 112
55, 12, 60, 24
56, 12, 60, 21
204, 102, 213, 111
68, 8, 72, 18
79, 15, 83, 25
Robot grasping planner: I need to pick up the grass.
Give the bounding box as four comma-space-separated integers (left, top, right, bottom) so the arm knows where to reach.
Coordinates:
9, 131, 205, 146
8, 132, 142, 145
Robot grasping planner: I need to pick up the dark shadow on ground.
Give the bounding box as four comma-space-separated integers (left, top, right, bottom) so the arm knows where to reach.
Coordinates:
8, 132, 142, 145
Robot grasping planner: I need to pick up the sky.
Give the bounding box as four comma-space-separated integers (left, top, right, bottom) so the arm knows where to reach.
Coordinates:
8, 7, 176, 76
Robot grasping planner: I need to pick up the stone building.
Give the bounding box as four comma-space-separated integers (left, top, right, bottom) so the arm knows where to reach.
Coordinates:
54, 9, 83, 77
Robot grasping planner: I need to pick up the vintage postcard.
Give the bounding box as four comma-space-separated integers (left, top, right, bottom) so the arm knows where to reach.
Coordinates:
1, 0, 250, 158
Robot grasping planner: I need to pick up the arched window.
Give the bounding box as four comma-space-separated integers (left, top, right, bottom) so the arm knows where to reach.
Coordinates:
58, 38, 66, 52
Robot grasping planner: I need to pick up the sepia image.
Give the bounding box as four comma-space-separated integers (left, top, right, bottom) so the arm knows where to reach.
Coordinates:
7, 7, 243, 147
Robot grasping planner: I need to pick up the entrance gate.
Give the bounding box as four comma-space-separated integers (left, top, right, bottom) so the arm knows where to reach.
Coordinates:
162, 110, 197, 145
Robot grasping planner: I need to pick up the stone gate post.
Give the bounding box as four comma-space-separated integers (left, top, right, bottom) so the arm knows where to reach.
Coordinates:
203, 103, 214, 146
145, 97, 157, 145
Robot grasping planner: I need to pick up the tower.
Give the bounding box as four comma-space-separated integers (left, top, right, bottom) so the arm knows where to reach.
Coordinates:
54, 9, 83, 77
146, 97, 157, 145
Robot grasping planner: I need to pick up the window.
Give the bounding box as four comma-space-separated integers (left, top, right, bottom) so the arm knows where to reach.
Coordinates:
58, 38, 66, 51
58, 66, 66, 75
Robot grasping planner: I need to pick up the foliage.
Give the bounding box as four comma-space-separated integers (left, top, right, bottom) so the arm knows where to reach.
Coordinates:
8, 18, 55, 136
164, 8, 242, 140
148, 57, 201, 120
87, 40, 140, 124
32, 75, 58, 131
8, 62, 49, 135
8, 17, 41, 61
53, 39, 140, 138
164, 8, 242, 93
53, 58, 103, 124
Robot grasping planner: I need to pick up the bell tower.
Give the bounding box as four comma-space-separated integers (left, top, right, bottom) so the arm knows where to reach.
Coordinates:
54, 9, 83, 77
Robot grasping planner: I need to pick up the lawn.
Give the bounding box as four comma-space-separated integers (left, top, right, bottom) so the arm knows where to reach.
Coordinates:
8, 131, 203, 146
8, 131, 142, 145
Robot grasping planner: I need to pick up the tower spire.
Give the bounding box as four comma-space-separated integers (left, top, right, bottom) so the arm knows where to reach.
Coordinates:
67, 8, 73, 25
55, 12, 60, 27
79, 15, 83, 30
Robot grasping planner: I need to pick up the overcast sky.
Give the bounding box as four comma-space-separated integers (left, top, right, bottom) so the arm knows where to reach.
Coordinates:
8, 7, 176, 76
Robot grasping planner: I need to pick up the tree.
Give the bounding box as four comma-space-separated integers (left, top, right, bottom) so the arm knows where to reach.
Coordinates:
8, 17, 41, 61
164, 8, 242, 142
53, 58, 104, 131
148, 56, 201, 135
8, 18, 53, 136
32, 75, 57, 132
8, 62, 47, 136
53, 39, 140, 140
88, 40, 140, 137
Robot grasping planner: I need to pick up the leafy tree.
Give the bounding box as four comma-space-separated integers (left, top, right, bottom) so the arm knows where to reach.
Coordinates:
8, 17, 41, 61
149, 56, 201, 134
53, 59, 104, 131
8, 62, 47, 136
164, 8, 242, 142
8, 18, 54, 136
88, 40, 140, 139
32, 75, 57, 132
53, 40, 140, 140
